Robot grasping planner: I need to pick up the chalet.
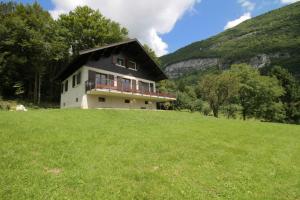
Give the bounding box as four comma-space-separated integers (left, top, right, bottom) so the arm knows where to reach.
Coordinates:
56, 39, 176, 109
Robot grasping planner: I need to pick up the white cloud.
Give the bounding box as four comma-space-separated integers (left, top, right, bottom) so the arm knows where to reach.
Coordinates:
224, 12, 252, 30
280, 0, 300, 3
224, 0, 254, 30
50, 0, 200, 56
238, 0, 255, 11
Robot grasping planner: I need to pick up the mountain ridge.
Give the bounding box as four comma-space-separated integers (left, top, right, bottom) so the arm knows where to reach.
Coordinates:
160, 2, 300, 78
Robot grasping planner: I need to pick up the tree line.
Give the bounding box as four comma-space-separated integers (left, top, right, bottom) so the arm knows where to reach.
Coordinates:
159, 64, 300, 124
0, 2, 128, 104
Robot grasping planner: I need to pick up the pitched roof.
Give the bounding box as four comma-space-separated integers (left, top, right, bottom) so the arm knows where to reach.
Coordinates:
79, 39, 138, 55
55, 39, 167, 81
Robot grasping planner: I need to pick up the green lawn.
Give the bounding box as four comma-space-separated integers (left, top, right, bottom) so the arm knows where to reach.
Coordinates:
0, 109, 299, 199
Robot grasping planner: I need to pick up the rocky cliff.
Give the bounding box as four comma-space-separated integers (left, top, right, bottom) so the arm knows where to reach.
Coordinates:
165, 53, 291, 78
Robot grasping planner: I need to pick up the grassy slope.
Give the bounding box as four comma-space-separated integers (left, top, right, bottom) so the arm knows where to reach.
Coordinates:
0, 109, 299, 199
160, 2, 300, 75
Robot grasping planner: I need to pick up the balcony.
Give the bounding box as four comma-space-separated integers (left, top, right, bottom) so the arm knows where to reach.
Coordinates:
85, 79, 176, 101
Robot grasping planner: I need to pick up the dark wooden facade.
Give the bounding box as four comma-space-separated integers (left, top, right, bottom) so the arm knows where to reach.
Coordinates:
56, 39, 167, 82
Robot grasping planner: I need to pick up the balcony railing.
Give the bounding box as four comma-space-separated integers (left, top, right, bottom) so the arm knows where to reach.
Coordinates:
85, 79, 176, 99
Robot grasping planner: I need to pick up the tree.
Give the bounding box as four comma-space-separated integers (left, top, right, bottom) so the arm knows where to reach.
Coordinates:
0, 3, 128, 104
198, 71, 239, 117
143, 44, 161, 65
270, 66, 300, 123
57, 6, 128, 55
222, 104, 242, 119
231, 64, 285, 121
0, 2, 68, 103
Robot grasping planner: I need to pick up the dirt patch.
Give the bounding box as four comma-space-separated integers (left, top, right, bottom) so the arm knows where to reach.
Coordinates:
44, 167, 63, 175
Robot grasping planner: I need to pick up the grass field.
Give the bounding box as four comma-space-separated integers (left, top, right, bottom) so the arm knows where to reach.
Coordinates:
0, 109, 299, 199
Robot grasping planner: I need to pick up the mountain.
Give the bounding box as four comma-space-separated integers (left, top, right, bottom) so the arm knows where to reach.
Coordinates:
160, 2, 300, 79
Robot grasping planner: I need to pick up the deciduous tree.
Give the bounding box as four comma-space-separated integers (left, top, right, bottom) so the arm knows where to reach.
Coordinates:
57, 6, 128, 55
198, 71, 239, 117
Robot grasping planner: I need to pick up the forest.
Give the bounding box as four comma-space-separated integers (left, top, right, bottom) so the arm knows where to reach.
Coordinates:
158, 64, 300, 124
0, 2, 128, 104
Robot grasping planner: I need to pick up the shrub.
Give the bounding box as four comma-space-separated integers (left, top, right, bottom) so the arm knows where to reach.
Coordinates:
222, 104, 242, 119
202, 102, 212, 116
190, 99, 203, 112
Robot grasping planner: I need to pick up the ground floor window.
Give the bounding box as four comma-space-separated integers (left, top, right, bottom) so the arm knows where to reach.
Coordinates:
125, 99, 130, 103
98, 97, 106, 102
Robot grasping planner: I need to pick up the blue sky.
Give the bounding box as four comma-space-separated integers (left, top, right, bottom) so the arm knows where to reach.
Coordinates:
7, 0, 298, 55
162, 0, 287, 52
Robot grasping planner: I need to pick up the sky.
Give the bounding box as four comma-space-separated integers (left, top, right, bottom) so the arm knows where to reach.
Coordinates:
6, 0, 300, 56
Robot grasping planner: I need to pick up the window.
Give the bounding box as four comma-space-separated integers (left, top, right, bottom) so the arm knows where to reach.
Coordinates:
65, 80, 68, 92
75, 98, 78, 102
145, 101, 149, 105
72, 75, 76, 88
61, 83, 64, 94
98, 97, 106, 102
96, 73, 108, 85
77, 72, 81, 84
150, 83, 154, 93
72, 72, 81, 88
117, 58, 125, 67
139, 81, 149, 93
125, 99, 130, 104
128, 60, 137, 70
121, 78, 131, 90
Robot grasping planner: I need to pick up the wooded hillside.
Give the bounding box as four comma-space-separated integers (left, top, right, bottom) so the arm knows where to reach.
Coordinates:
161, 2, 300, 77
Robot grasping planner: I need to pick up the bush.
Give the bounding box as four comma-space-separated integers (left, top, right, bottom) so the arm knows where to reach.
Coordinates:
202, 102, 212, 116
222, 104, 242, 119
190, 99, 203, 112
260, 102, 286, 122
0, 101, 11, 111
175, 91, 194, 110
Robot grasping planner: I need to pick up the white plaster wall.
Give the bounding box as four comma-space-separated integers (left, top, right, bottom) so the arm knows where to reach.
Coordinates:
60, 67, 89, 109
60, 66, 160, 109
87, 95, 157, 109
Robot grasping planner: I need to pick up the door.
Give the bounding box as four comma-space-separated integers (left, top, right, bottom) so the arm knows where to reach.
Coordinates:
122, 78, 131, 91
96, 73, 107, 86
139, 81, 149, 93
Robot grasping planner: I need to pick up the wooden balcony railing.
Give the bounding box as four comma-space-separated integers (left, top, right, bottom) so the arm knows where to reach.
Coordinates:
85, 79, 176, 99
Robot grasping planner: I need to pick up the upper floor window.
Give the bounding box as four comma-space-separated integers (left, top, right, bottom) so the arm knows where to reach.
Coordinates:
139, 81, 149, 93
96, 73, 108, 85
150, 83, 154, 93
72, 71, 81, 88
72, 75, 76, 88
115, 57, 137, 71
117, 58, 125, 67
65, 80, 68, 92
77, 72, 81, 84
117, 77, 131, 91
128, 60, 137, 70
61, 83, 64, 94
